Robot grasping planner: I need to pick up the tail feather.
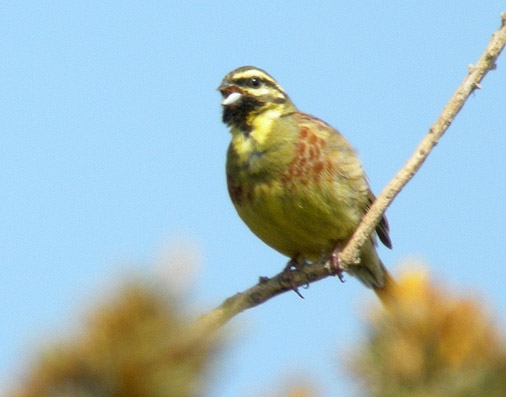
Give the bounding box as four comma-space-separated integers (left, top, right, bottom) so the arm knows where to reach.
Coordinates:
348, 239, 397, 307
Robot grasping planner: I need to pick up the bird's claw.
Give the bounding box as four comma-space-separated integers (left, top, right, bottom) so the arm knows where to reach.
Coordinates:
282, 257, 306, 299
330, 247, 345, 283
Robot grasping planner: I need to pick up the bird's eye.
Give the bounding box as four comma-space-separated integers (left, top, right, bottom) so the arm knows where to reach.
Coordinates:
250, 78, 261, 88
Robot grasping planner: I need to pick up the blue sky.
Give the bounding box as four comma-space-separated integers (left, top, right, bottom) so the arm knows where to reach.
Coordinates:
2, 2, 505, 395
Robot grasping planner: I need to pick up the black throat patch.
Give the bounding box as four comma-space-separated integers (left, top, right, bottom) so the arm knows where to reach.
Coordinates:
222, 97, 265, 133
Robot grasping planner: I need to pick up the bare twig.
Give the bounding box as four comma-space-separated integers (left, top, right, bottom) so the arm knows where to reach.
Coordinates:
197, 264, 338, 331
340, 12, 506, 267
198, 14, 506, 331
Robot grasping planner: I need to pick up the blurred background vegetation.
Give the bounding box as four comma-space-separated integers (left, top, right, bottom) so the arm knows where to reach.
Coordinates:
6, 260, 506, 396
8, 279, 221, 397
347, 269, 506, 396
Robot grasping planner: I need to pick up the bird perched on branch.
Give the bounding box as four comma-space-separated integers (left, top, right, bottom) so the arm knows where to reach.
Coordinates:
218, 66, 394, 302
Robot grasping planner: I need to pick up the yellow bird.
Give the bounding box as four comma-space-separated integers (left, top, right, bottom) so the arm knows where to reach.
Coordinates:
218, 66, 394, 301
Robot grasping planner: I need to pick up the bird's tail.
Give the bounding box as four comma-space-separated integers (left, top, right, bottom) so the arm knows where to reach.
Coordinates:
349, 239, 397, 307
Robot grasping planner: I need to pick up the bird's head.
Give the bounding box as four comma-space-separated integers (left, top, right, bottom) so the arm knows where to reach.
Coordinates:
218, 66, 295, 130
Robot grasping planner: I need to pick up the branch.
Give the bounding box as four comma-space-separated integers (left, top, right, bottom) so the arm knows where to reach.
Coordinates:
340, 12, 506, 268
198, 14, 506, 332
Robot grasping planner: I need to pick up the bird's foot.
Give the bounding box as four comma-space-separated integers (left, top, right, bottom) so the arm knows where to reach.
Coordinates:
326, 245, 345, 283
282, 256, 307, 299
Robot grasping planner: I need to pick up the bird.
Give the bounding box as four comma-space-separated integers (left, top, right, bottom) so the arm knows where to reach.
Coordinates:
218, 66, 395, 302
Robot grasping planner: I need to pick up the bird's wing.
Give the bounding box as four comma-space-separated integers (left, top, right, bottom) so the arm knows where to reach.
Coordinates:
367, 190, 392, 249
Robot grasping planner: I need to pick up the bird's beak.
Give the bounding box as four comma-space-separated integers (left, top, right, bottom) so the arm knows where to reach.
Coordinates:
218, 81, 242, 106
217, 81, 231, 91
